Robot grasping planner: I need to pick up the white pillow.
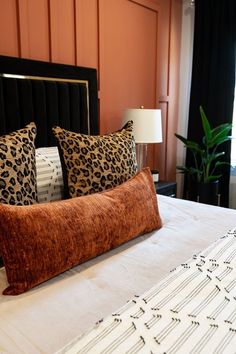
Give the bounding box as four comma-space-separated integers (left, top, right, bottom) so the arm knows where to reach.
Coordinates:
36, 146, 64, 203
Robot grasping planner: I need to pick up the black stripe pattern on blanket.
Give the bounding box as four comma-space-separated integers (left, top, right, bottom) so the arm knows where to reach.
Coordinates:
60, 228, 236, 354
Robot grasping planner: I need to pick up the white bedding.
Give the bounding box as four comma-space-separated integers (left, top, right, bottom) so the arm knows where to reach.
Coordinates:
65, 230, 236, 354
0, 195, 236, 353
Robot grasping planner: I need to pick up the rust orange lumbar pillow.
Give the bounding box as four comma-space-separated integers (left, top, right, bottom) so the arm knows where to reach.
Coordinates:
0, 167, 162, 295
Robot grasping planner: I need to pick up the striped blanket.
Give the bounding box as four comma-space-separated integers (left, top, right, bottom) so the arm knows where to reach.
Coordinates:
59, 228, 236, 354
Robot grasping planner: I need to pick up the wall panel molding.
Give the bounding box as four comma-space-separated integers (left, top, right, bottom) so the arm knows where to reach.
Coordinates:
49, 0, 76, 65
75, 0, 98, 70
18, 0, 50, 61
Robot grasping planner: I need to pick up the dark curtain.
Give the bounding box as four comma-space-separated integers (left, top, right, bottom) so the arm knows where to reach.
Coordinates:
187, 0, 236, 207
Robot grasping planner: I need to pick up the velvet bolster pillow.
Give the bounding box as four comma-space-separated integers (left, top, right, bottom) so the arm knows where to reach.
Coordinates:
0, 168, 162, 295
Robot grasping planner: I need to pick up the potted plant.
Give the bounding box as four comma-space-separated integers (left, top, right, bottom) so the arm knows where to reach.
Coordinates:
175, 106, 232, 205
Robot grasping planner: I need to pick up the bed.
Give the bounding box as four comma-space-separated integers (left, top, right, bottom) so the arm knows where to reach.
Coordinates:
0, 56, 236, 354
0, 197, 236, 353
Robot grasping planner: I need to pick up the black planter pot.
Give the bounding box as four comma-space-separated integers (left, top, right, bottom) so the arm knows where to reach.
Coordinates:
187, 180, 219, 206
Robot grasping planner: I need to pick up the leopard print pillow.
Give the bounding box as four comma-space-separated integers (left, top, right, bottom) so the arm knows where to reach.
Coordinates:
0, 122, 37, 205
52, 121, 137, 198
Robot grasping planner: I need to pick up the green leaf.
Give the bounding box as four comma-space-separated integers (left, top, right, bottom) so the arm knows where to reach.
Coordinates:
207, 174, 222, 182
175, 133, 202, 153
212, 123, 232, 137
210, 136, 231, 147
188, 167, 203, 175
200, 106, 212, 143
176, 165, 202, 176
207, 151, 225, 162
209, 124, 232, 147
175, 133, 189, 145
176, 165, 188, 171
215, 161, 230, 167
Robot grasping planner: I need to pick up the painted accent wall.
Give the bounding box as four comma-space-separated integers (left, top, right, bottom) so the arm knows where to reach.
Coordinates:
0, 0, 182, 181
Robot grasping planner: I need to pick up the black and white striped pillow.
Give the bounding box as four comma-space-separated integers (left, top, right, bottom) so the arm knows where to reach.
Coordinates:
36, 147, 64, 203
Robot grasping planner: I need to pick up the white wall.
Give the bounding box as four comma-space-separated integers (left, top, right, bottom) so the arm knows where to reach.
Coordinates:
176, 0, 195, 197
229, 175, 236, 209
229, 85, 236, 209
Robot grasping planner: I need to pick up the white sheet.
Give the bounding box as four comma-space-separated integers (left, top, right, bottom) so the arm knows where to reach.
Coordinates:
0, 195, 236, 353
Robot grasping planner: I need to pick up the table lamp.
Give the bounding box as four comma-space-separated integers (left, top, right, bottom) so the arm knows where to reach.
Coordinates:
123, 108, 163, 174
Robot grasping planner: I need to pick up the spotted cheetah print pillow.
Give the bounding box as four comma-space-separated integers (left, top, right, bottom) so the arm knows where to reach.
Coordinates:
52, 121, 137, 198
0, 122, 37, 205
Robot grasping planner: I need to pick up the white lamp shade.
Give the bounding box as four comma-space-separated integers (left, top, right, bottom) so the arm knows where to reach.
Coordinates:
123, 108, 163, 143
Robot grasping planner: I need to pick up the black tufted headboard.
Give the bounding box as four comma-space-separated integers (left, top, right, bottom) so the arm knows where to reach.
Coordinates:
0, 55, 99, 147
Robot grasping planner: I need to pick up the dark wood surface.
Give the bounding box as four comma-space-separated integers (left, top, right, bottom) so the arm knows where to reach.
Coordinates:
155, 180, 177, 197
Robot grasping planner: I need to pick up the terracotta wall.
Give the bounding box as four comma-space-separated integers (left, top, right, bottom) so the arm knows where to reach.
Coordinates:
0, 0, 182, 181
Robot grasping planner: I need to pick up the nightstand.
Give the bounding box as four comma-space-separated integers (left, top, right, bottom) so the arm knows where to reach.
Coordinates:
154, 181, 177, 197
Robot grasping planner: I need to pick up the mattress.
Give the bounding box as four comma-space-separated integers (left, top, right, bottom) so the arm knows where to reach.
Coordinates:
0, 195, 236, 353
